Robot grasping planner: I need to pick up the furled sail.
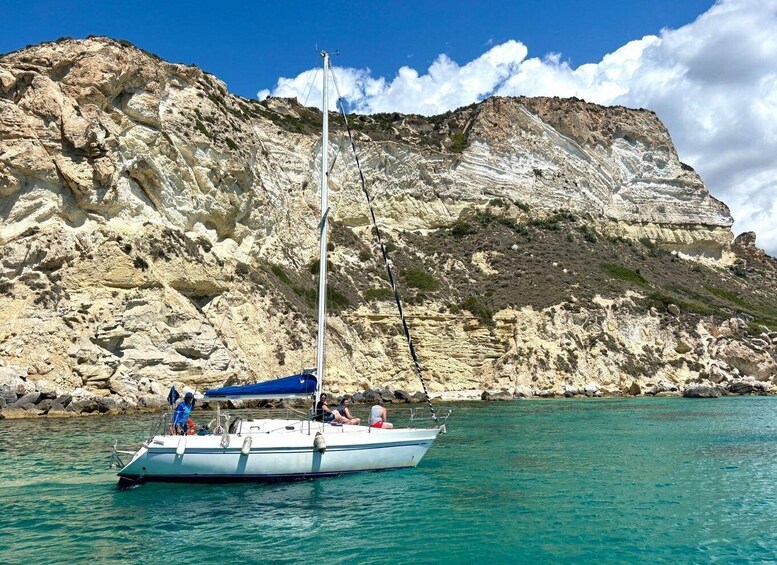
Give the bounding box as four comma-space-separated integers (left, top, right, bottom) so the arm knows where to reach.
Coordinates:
204, 373, 317, 400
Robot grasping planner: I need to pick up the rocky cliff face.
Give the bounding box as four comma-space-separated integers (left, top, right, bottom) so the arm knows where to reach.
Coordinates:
0, 37, 775, 417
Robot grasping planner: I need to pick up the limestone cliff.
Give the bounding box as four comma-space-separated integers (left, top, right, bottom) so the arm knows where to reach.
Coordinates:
0, 37, 775, 416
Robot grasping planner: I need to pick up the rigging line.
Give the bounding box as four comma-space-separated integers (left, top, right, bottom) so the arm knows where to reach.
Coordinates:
335, 95, 438, 423
302, 68, 320, 108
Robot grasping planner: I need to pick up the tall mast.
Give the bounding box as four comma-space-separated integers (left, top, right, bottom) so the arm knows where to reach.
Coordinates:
314, 51, 330, 406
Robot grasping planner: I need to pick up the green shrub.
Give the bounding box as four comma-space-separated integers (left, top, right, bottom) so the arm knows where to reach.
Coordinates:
682, 301, 715, 315
706, 285, 745, 306
646, 291, 672, 310
451, 221, 476, 239
731, 265, 747, 278
292, 285, 316, 308
639, 237, 656, 249
601, 263, 650, 288
449, 131, 467, 153
308, 259, 333, 274
578, 225, 598, 243
462, 296, 493, 325
402, 269, 439, 291
327, 288, 350, 309
195, 120, 210, 138
530, 217, 560, 231
365, 287, 394, 301
271, 264, 291, 284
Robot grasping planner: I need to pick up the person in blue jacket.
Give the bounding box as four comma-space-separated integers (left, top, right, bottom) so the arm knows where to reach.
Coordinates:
173, 392, 195, 435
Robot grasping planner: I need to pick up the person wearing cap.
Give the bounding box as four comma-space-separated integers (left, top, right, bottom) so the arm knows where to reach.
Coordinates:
173, 392, 196, 435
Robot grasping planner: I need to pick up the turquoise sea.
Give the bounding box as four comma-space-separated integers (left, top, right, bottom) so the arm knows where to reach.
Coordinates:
2, 397, 777, 564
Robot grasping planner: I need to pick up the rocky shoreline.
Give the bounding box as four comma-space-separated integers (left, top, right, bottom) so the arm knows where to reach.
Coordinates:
1, 375, 772, 420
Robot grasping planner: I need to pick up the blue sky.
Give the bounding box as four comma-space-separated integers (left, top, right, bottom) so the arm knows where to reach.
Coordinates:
1, 0, 715, 99
2, 0, 777, 255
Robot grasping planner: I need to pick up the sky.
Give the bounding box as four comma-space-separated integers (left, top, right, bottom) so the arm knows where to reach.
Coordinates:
1, 0, 776, 256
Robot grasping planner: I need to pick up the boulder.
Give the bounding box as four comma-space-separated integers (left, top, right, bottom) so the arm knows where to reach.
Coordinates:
682, 385, 720, 398
713, 339, 777, 381
648, 380, 679, 395
393, 389, 411, 403
70, 397, 100, 414
35, 399, 53, 413
411, 391, 429, 403
727, 381, 755, 395
728, 380, 770, 395
10, 391, 42, 408
481, 390, 513, 401
0, 390, 17, 406
97, 396, 118, 413
54, 394, 73, 407
513, 385, 533, 398
138, 377, 152, 393
34, 379, 58, 399
708, 363, 732, 384
0, 368, 27, 404
48, 401, 73, 414
626, 381, 641, 395
361, 389, 381, 403
563, 385, 582, 397
137, 394, 166, 409
350, 392, 365, 403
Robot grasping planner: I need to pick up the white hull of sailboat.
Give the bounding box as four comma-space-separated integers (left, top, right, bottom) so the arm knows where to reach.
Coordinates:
117, 419, 441, 484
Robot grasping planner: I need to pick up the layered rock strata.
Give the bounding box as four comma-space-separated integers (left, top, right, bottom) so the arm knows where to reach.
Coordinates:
0, 37, 775, 417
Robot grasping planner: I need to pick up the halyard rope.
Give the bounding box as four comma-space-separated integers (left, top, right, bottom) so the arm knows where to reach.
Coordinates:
331, 77, 437, 422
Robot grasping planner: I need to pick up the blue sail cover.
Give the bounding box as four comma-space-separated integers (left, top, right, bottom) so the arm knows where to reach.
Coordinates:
204, 373, 318, 401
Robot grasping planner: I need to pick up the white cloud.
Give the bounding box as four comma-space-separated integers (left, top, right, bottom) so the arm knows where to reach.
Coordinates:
259, 0, 777, 256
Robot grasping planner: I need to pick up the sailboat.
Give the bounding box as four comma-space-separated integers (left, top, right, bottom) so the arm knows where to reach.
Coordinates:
112, 52, 448, 486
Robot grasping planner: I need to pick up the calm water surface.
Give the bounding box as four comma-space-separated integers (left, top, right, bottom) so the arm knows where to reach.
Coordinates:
2, 397, 777, 564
